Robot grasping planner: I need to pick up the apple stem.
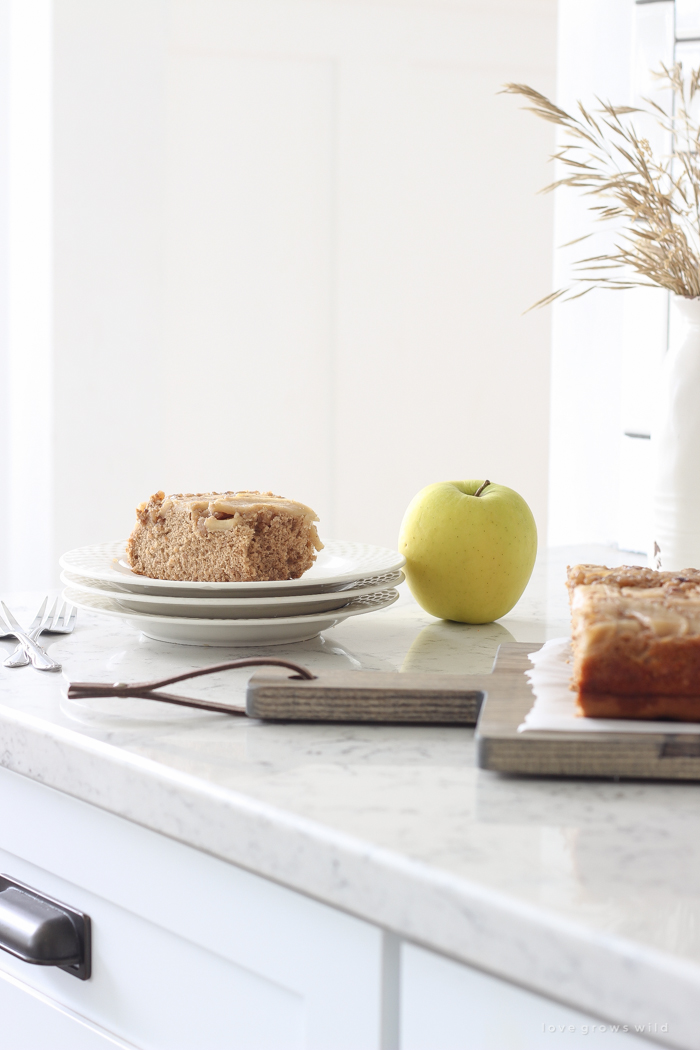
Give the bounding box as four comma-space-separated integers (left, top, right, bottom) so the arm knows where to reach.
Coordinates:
474, 480, 491, 497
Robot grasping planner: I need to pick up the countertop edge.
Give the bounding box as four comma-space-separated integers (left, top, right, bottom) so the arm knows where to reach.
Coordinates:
0, 701, 693, 1049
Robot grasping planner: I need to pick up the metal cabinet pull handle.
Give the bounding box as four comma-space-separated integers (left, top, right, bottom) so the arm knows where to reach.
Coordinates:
0, 875, 91, 979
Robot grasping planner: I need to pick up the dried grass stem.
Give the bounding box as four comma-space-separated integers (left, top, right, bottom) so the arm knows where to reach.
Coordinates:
502, 65, 700, 306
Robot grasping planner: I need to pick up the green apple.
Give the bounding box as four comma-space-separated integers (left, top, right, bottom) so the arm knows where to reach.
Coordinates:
398, 480, 537, 623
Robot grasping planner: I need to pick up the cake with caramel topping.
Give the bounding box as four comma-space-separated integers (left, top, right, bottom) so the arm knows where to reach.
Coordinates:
126, 491, 323, 582
567, 564, 700, 719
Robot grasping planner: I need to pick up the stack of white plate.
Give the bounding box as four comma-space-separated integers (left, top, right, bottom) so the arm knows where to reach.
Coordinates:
60, 541, 404, 646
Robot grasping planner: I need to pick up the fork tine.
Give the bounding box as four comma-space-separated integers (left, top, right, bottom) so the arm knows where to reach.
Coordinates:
41, 602, 77, 634
29, 597, 49, 631
44, 598, 59, 630
1, 602, 21, 630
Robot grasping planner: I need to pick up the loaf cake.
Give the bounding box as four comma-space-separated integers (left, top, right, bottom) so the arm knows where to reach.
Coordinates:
127, 491, 323, 582
568, 563, 700, 719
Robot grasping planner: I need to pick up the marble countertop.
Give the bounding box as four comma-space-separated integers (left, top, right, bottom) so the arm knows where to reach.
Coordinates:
0, 545, 696, 1048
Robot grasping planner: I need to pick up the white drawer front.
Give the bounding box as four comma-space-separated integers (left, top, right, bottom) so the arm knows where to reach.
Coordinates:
0, 865, 304, 1050
0, 967, 135, 1049
400, 944, 665, 1050
0, 766, 386, 1050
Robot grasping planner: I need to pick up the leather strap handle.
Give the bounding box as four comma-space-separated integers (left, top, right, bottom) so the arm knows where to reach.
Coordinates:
67, 657, 316, 716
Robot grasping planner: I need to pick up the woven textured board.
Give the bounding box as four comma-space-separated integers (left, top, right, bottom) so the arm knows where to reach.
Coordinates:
246, 668, 485, 724
475, 644, 700, 781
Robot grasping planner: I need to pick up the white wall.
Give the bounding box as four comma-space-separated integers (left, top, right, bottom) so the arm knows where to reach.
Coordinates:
0, 0, 8, 589
6, 0, 53, 588
547, 0, 635, 548
1, 0, 557, 589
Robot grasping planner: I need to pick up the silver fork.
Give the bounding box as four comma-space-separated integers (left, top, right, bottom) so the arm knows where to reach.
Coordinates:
1, 597, 49, 661
0, 602, 60, 671
4, 598, 76, 669
0, 600, 74, 672
5, 599, 77, 669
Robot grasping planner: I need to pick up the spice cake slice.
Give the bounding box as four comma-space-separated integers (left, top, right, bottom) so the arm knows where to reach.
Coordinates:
127, 490, 323, 582
567, 564, 700, 719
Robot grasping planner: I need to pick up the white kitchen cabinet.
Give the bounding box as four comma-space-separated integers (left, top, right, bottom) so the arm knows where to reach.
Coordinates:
0, 763, 671, 1050
0, 765, 387, 1050
400, 944, 664, 1050
676, 0, 700, 38
553, 0, 700, 554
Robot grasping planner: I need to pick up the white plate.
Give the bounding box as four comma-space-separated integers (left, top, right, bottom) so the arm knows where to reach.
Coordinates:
60, 541, 406, 596
60, 569, 404, 619
62, 585, 400, 646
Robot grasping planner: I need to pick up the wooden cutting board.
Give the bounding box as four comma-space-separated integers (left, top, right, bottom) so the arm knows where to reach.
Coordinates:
248, 643, 700, 778
246, 667, 485, 724
474, 643, 700, 781
75, 644, 700, 778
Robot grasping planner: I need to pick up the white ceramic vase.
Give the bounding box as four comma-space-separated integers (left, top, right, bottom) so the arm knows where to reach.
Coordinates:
652, 294, 700, 570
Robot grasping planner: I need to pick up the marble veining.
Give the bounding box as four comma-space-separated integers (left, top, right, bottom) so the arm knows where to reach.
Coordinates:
2, 546, 697, 1049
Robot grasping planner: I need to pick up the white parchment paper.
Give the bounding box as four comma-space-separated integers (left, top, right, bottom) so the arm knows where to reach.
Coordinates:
518, 637, 700, 734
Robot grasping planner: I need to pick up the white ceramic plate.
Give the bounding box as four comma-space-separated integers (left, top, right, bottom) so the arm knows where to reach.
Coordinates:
62, 585, 400, 646
60, 541, 406, 597
60, 569, 404, 619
